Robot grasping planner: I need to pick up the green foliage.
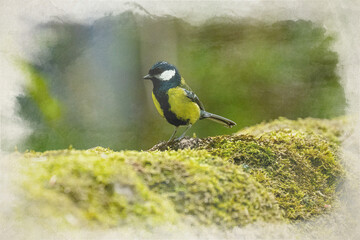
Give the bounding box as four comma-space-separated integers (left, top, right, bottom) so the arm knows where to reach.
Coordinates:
19, 61, 62, 123
177, 20, 345, 137
21, 117, 345, 227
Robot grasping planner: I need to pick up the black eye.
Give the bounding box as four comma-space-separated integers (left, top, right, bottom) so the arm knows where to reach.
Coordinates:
150, 67, 162, 75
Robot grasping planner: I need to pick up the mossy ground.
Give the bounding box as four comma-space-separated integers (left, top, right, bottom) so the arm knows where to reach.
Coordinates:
198, 131, 343, 220
21, 117, 346, 228
22, 149, 178, 227
151, 117, 346, 221
21, 148, 282, 228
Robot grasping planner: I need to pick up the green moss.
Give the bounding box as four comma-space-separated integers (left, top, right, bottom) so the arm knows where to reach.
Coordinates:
22, 148, 282, 228
185, 117, 346, 220
22, 148, 178, 227
21, 117, 347, 227
124, 150, 282, 227
237, 116, 348, 145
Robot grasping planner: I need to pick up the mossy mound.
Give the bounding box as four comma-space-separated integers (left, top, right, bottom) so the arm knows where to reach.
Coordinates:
21, 117, 346, 228
22, 149, 178, 227
124, 150, 282, 227
22, 148, 282, 228
150, 117, 345, 221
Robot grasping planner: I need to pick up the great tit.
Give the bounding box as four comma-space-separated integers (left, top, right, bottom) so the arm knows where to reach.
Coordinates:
144, 61, 236, 141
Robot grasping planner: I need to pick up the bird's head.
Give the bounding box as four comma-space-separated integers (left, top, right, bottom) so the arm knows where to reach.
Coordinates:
144, 61, 181, 87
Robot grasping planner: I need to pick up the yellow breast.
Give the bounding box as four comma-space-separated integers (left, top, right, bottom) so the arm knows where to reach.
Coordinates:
152, 92, 164, 117
167, 87, 200, 125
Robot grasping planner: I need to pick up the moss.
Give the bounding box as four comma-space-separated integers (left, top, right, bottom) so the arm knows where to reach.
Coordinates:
21, 117, 346, 227
22, 148, 178, 227
197, 131, 343, 220
151, 117, 346, 221
124, 150, 282, 227
237, 116, 348, 145
22, 148, 282, 228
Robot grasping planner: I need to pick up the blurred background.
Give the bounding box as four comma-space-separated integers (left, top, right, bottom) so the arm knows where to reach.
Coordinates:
15, 11, 346, 151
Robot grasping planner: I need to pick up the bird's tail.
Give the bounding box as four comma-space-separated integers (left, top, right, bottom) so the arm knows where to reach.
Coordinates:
200, 110, 236, 128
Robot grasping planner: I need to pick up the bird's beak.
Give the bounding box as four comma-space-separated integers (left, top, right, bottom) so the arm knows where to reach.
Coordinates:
143, 74, 152, 80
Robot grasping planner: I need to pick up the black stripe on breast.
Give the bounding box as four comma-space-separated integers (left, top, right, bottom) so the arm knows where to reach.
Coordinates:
153, 88, 188, 126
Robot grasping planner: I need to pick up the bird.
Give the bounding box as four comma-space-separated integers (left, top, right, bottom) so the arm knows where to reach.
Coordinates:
144, 61, 236, 142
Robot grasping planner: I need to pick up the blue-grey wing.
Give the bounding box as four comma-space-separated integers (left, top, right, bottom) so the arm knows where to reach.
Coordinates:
183, 88, 205, 111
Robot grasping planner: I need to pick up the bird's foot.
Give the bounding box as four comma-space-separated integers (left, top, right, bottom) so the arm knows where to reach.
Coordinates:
166, 137, 182, 144
174, 136, 185, 141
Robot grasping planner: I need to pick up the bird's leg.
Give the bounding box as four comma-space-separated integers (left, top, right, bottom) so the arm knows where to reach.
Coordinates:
168, 126, 179, 142
175, 124, 192, 141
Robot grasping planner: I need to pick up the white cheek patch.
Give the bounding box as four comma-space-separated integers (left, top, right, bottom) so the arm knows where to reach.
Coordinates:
158, 69, 176, 81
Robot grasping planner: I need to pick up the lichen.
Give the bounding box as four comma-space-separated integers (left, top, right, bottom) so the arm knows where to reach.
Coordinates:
20, 117, 347, 228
